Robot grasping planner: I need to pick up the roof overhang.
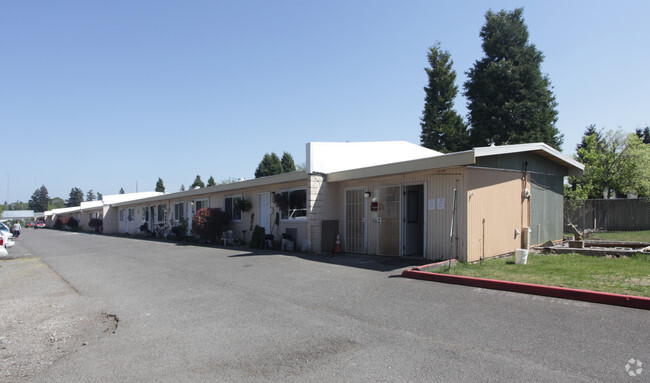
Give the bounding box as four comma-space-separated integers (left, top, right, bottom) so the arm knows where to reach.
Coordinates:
327, 151, 476, 182
111, 171, 309, 208
473, 143, 585, 176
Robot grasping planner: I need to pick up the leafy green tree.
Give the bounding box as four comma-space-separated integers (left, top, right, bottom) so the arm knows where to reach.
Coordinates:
155, 177, 165, 192
281, 152, 296, 173
617, 133, 650, 197
576, 124, 602, 151
66, 187, 84, 207
86, 189, 96, 201
464, 8, 562, 149
9, 201, 29, 210
48, 197, 66, 210
220, 177, 242, 185
119, 187, 125, 194
28, 185, 50, 212
190, 175, 205, 189
567, 127, 649, 199
420, 43, 469, 153
254, 153, 283, 178
206, 176, 216, 187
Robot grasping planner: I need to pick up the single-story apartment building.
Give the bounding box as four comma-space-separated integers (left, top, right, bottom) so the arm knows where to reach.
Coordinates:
93, 141, 583, 263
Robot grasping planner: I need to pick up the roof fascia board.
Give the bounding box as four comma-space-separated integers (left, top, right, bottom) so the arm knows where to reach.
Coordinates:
474, 143, 585, 175
327, 151, 476, 182
111, 171, 309, 208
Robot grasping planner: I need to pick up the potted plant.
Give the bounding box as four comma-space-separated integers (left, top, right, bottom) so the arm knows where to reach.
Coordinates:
272, 192, 288, 211
235, 197, 252, 213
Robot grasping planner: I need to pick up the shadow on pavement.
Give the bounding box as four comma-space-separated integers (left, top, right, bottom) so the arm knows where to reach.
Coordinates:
229, 249, 433, 272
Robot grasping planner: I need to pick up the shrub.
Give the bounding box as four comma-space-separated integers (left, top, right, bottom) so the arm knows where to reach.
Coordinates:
88, 218, 103, 232
250, 225, 266, 248
54, 218, 63, 230
191, 208, 230, 243
67, 217, 79, 229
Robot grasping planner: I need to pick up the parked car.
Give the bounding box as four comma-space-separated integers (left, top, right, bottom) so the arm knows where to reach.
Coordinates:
35, 221, 46, 229
0, 237, 8, 257
26, 221, 34, 228
0, 225, 15, 249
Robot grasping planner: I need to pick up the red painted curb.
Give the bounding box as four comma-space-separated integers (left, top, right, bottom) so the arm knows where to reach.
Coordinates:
401, 269, 650, 310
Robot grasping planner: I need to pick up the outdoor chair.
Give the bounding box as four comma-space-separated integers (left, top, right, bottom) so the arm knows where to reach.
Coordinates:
220, 230, 234, 246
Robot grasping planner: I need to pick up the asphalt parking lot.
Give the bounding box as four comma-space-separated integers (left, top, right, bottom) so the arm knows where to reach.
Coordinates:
2, 229, 648, 382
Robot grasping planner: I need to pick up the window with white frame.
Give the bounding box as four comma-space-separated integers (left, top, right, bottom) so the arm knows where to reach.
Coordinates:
142, 207, 149, 223
157, 204, 167, 222
194, 198, 209, 212
224, 196, 242, 221
278, 189, 307, 220
174, 202, 185, 221
128, 208, 135, 222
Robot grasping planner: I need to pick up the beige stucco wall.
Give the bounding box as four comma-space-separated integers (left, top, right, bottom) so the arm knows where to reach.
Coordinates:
466, 167, 527, 263
325, 168, 468, 261
113, 178, 310, 247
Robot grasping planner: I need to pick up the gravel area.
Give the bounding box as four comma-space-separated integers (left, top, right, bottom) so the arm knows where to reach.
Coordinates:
0, 255, 117, 382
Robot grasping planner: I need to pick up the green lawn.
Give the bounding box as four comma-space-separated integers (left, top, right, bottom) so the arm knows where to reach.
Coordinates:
585, 230, 650, 242
434, 252, 650, 297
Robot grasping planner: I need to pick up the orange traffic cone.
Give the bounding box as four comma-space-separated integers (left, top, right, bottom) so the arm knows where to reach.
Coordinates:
334, 233, 342, 253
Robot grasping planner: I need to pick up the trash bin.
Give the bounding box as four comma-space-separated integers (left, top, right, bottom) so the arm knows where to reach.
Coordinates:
515, 249, 528, 265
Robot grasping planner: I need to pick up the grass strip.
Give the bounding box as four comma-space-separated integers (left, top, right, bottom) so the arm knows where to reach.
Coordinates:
433, 253, 650, 297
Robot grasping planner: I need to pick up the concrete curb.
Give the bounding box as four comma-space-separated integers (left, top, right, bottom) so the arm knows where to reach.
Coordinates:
401, 266, 650, 311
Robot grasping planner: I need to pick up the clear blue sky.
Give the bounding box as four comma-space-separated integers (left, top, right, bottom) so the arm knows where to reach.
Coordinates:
3, 1, 649, 204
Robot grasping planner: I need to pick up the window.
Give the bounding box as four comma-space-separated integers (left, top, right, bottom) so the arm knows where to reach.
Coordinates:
195, 199, 209, 211
225, 196, 242, 221
128, 208, 135, 222
174, 202, 185, 221
142, 207, 149, 223
279, 189, 307, 220
157, 204, 167, 222
119, 209, 125, 222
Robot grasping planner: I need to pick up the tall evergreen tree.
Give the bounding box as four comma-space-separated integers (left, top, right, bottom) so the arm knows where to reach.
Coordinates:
119, 187, 125, 194
97, 192, 103, 201
28, 185, 50, 212
180, 184, 186, 192
86, 189, 96, 201
206, 175, 216, 187
576, 124, 602, 152
155, 177, 165, 193
280, 152, 296, 173
464, 8, 563, 149
190, 175, 205, 189
66, 187, 84, 207
635, 127, 650, 144
254, 153, 283, 178
420, 43, 469, 153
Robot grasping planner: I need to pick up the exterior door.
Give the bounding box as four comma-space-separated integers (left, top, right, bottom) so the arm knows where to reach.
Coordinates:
345, 188, 367, 253
258, 193, 272, 235
403, 185, 424, 256
378, 186, 401, 255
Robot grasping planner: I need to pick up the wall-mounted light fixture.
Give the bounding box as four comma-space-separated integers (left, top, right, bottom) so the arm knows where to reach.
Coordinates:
364, 191, 371, 198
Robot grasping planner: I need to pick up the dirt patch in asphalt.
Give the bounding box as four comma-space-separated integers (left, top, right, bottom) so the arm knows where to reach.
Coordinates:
0, 258, 117, 382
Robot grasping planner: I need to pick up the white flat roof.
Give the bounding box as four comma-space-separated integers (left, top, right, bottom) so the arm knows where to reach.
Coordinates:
307, 141, 441, 174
